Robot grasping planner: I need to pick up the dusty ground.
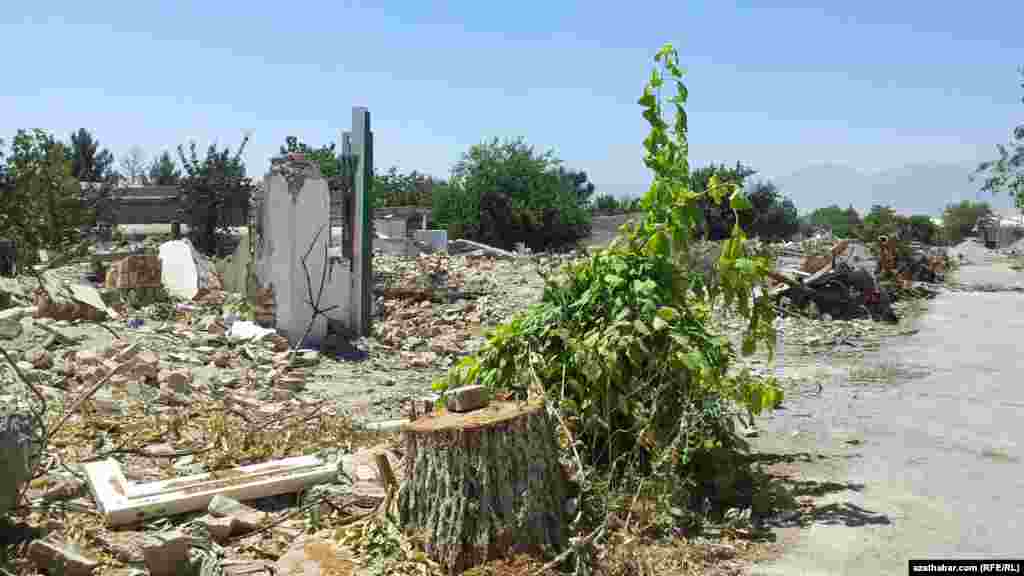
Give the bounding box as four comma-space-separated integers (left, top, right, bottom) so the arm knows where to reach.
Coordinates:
744, 245, 1024, 575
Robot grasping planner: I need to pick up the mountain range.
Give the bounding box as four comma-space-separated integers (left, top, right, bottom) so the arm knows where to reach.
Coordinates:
772, 162, 1017, 217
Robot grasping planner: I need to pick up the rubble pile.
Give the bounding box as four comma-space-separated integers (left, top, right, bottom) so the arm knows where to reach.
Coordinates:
0, 228, 954, 576
371, 252, 564, 364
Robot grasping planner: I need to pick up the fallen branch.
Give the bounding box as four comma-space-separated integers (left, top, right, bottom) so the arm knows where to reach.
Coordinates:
530, 522, 607, 576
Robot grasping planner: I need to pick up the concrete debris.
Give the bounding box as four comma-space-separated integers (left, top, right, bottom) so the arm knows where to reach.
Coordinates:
445, 384, 489, 413
27, 537, 99, 576
104, 254, 163, 289
447, 238, 517, 258
26, 348, 52, 369
141, 530, 192, 576
33, 274, 112, 322
195, 513, 236, 542
158, 238, 217, 301
97, 530, 149, 563
228, 320, 277, 342
207, 495, 269, 535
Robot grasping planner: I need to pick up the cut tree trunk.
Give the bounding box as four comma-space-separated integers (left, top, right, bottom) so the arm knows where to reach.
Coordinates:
398, 401, 569, 575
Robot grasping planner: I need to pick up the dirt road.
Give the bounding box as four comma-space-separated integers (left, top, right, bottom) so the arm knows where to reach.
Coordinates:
750, 259, 1024, 574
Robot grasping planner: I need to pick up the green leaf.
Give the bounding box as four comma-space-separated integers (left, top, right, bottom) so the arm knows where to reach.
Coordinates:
729, 191, 753, 211
656, 306, 680, 322
651, 315, 669, 332
604, 274, 625, 288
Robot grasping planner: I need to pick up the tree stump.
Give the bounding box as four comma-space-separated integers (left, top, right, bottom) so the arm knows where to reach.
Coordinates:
398, 401, 569, 575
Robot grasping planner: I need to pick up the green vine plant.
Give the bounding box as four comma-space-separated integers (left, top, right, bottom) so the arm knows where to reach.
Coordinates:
434, 43, 784, 536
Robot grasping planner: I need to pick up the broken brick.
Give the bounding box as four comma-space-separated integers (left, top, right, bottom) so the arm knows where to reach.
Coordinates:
207, 495, 268, 535
27, 349, 52, 370
141, 531, 191, 576
27, 537, 98, 576
446, 385, 489, 412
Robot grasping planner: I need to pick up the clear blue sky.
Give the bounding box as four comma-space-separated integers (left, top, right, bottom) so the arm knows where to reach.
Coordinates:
1, 1, 1021, 199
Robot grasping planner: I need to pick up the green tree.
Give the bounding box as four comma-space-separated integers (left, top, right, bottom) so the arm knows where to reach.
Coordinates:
974, 69, 1024, 209
176, 136, 254, 256
373, 167, 439, 208
148, 150, 181, 185
119, 145, 147, 185
744, 179, 799, 241
557, 166, 597, 207
807, 204, 861, 238
905, 215, 941, 245
592, 193, 620, 213
858, 204, 902, 240
435, 44, 782, 521
844, 205, 862, 235
691, 162, 757, 239
432, 137, 592, 251
942, 200, 992, 244
68, 128, 114, 182
0, 129, 93, 264
280, 136, 340, 178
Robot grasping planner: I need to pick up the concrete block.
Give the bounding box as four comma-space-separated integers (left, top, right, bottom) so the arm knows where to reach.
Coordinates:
446, 385, 489, 413
414, 229, 448, 252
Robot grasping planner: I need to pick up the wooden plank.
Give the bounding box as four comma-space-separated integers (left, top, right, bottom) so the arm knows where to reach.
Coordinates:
83, 455, 335, 527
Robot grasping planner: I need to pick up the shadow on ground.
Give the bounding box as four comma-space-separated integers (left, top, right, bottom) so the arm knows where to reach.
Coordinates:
749, 451, 892, 530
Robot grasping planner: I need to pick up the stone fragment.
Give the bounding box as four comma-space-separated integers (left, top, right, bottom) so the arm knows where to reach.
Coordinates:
141, 530, 191, 576
207, 495, 268, 534
27, 538, 98, 576
159, 369, 192, 395
210, 350, 233, 368
104, 255, 163, 289
97, 530, 148, 563
27, 349, 52, 370
195, 514, 236, 542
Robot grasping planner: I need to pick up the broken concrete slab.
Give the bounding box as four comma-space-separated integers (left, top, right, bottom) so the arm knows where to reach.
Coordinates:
27, 537, 99, 576
414, 229, 448, 252
158, 239, 216, 301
